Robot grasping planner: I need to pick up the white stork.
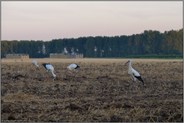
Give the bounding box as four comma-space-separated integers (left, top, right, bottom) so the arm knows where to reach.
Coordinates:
31, 60, 40, 79
42, 63, 56, 80
32, 60, 39, 68
67, 63, 80, 71
125, 60, 144, 85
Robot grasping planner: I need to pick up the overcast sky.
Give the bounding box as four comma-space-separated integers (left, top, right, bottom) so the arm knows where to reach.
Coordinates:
2, 1, 183, 41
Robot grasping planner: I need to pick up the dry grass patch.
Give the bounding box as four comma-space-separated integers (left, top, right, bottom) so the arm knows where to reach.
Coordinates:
1, 59, 183, 122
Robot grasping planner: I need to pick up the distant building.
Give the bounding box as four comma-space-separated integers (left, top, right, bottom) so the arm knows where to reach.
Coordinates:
5, 54, 29, 60
50, 53, 83, 58
50, 53, 68, 58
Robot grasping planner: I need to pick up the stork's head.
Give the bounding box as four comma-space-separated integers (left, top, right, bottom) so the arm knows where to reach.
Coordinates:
125, 59, 132, 65
51, 74, 56, 81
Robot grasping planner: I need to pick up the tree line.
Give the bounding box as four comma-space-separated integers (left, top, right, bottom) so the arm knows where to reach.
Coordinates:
1, 29, 183, 58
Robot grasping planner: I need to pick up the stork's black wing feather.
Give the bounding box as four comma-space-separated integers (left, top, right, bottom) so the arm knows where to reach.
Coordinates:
134, 75, 144, 85
42, 63, 49, 70
75, 65, 80, 69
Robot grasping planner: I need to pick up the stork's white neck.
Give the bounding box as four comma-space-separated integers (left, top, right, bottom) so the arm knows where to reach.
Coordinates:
128, 61, 132, 70
51, 71, 56, 78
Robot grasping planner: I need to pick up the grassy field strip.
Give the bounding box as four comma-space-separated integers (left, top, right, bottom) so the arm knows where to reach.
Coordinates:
2, 58, 183, 63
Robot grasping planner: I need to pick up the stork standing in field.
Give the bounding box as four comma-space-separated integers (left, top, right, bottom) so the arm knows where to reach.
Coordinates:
42, 63, 56, 80
125, 60, 144, 85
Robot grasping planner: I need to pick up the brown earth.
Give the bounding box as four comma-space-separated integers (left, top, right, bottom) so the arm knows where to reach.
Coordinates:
1, 58, 183, 122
